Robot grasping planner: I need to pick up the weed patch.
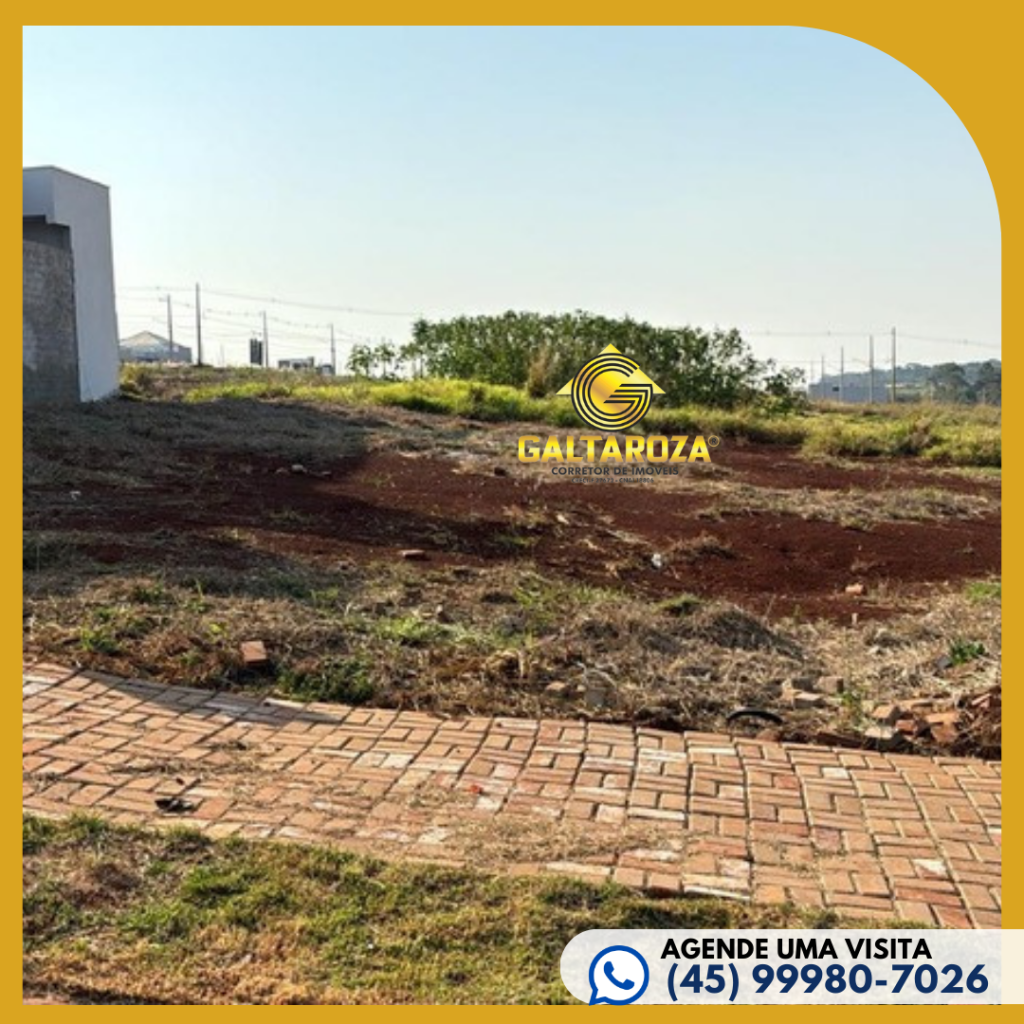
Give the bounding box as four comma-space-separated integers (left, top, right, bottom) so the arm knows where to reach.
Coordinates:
965, 579, 1001, 602
948, 638, 987, 666
277, 657, 376, 704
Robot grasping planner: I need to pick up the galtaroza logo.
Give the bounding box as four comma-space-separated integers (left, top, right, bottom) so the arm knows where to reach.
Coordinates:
558, 344, 665, 431
518, 344, 717, 476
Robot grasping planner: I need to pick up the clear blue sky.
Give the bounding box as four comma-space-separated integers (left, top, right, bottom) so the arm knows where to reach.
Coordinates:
23, 25, 1000, 373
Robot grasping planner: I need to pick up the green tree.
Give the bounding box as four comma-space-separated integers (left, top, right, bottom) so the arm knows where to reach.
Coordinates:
347, 344, 374, 378
373, 341, 398, 379
927, 363, 975, 404
399, 341, 424, 378
973, 360, 1001, 405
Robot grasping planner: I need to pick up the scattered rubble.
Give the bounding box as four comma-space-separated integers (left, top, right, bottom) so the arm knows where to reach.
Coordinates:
767, 670, 1000, 759
817, 675, 845, 695
870, 704, 902, 726
863, 725, 903, 751
780, 677, 841, 710
239, 640, 269, 668
813, 729, 865, 749
793, 692, 826, 710
858, 685, 1001, 756
788, 676, 817, 692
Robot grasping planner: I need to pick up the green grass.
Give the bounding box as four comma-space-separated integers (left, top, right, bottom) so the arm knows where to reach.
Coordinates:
365, 613, 477, 648
24, 814, 892, 1004
800, 406, 1001, 466
184, 374, 582, 427
155, 367, 1001, 467
74, 604, 166, 657
948, 638, 987, 666
965, 579, 1002, 602
275, 655, 376, 704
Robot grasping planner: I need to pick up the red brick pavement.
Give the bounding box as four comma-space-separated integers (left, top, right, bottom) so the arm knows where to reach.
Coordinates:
22, 663, 1001, 927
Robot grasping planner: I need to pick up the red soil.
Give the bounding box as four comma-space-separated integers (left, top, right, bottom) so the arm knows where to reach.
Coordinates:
39, 441, 1000, 623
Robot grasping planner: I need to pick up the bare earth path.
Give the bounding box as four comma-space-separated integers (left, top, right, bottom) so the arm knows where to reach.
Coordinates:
23, 662, 1001, 928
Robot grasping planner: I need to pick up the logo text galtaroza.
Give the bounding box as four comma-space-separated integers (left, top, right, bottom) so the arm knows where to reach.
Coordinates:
517, 344, 714, 473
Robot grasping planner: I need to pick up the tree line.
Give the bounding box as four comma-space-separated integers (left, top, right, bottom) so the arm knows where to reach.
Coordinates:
925, 360, 1001, 405
348, 311, 803, 410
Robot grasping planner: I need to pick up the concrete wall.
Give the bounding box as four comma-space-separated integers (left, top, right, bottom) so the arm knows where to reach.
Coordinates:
23, 167, 120, 401
23, 221, 80, 404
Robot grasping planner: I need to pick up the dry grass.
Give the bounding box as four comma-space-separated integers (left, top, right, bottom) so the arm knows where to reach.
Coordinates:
667, 531, 737, 562
25, 815, 870, 1005
24, 377, 1000, 753
692, 482, 998, 529
24, 545, 1001, 753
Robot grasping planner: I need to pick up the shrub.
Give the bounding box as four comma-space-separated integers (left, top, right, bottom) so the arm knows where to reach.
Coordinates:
403, 311, 803, 408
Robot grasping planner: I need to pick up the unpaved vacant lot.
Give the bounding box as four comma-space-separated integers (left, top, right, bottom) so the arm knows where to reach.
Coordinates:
24, 393, 1001, 754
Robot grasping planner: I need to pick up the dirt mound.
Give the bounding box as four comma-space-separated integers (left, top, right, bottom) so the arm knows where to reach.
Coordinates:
683, 607, 803, 657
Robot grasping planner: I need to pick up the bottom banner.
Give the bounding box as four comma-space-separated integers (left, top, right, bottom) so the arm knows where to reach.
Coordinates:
560, 929, 1006, 1004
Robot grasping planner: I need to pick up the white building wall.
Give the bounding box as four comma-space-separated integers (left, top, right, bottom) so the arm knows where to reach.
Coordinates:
23, 167, 120, 401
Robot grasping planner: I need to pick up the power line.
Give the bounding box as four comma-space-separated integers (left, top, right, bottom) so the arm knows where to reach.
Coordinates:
744, 329, 883, 338
118, 284, 421, 318
743, 328, 999, 349
899, 333, 1001, 350
122, 298, 382, 346
206, 287, 421, 318
118, 289, 1001, 349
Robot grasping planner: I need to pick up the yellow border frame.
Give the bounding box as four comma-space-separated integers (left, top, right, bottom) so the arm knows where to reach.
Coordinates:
13, 5, 1015, 1013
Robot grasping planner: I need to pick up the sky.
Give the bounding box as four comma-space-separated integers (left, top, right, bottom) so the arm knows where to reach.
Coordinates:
23, 25, 1001, 375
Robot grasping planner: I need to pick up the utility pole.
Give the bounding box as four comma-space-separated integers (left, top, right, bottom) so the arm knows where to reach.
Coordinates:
166, 294, 174, 361
820, 354, 825, 398
195, 283, 203, 366
890, 326, 897, 404
808, 360, 814, 398
839, 347, 845, 404
868, 335, 874, 404
262, 311, 269, 369
330, 323, 337, 374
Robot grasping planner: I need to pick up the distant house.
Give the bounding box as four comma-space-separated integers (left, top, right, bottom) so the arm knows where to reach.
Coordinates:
23, 167, 120, 403
120, 331, 192, 364
277, 357, 315, 371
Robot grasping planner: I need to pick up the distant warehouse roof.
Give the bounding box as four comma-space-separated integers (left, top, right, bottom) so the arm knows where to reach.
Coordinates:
119, 330, 192, 363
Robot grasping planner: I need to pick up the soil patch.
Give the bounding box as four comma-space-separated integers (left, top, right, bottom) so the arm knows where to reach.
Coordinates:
31, 447, 1000, 623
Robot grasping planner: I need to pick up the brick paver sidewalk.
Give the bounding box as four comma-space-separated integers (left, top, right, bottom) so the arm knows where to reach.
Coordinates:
23, 663, 1001, 927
